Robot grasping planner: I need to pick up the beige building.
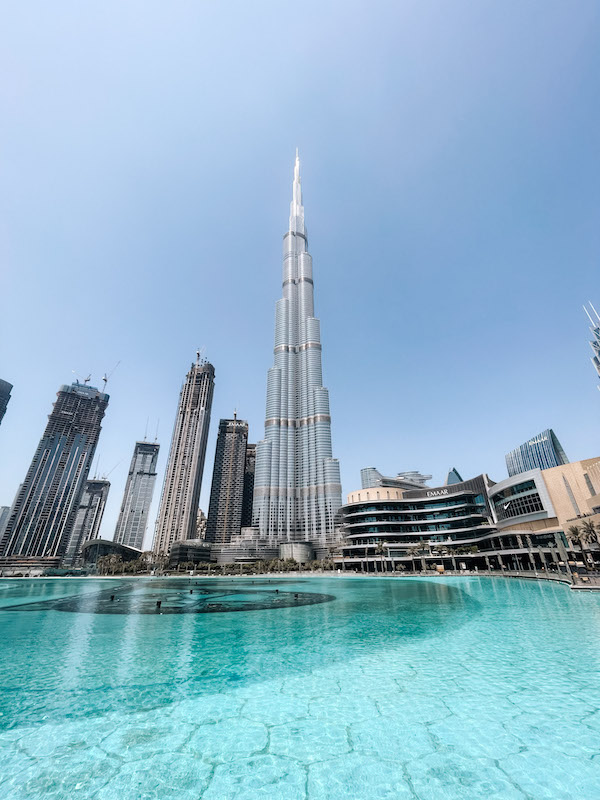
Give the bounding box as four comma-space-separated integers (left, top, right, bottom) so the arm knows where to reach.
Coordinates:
488, 457, 600, 536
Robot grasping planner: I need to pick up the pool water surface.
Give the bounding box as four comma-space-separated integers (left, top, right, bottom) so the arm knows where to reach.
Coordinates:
0, 575, 599, 799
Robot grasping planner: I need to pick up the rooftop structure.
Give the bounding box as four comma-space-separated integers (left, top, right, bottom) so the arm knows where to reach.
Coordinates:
360, 467, 432, 490
445, 468, 463, 485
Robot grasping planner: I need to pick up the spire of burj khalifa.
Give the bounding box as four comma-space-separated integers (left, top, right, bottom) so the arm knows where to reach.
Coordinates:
252, 152, 342, 548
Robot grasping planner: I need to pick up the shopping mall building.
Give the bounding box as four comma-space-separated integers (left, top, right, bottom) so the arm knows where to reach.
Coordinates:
335, 458, 600, 573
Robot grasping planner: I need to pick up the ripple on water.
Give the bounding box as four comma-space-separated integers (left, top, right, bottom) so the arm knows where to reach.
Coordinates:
1, 576, 600, 799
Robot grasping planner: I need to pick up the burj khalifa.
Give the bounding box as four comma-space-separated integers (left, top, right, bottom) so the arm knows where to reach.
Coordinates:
252, 153, 342, 550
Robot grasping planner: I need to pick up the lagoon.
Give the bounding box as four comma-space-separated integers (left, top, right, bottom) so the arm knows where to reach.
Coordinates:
1, 576, 599, 799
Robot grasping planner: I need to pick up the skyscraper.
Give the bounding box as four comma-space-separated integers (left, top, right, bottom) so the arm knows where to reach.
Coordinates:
253, 153, 342, 548
241, 443, 256, 528
505, 429, 569, 477
0, 507, 10, 539
63, 478, 110, 565
206, 417, 249, 545
153, 357, 214, 555
0, 382, 109, 562
584, 302, 600, 391
0, 380, 13, 426
114, 441, 160, 550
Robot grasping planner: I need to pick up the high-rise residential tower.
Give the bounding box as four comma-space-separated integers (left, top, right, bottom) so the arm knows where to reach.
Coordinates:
153, 358, 214, 555
584, 302, 600, 391
253, 153, 342, 548
0, 507, 10, 539
114, 441, 160, 550
0, 382, 109, 562
505, 429, 569, 477
0, 380, 13, 426
206, 417, 249, 545
241, 443, 256, 528
63, 478, 110, 565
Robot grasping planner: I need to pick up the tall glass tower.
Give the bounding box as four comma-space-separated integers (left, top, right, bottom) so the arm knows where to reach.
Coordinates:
0, 382, 109, 562
114, 441, 160, 550
505, 429, 569, 477
63, 478, 110, 565
253, 153, 342, 548
153, 358, 214, 555
0, 379, 13, 426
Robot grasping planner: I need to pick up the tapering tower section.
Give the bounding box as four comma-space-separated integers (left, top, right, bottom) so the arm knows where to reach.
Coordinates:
253, 152, 342, 548
152, 357, 214, 555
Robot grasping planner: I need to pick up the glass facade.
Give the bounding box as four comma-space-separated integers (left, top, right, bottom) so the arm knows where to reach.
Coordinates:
491, 479, 545, 521
253, 154, 342, 547
153, 360, 214, 555
585, 302, 600, 390
505, 429, 568, 477
114, 442, 160, 550
63, 479, 110, 565
206, 419, 249, 545
341, 476, 494, 555
0, 383, 109, 561
0, 379, 12, 426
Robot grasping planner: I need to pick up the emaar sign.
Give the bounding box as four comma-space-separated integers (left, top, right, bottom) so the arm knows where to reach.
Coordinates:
426, 489, 449, 498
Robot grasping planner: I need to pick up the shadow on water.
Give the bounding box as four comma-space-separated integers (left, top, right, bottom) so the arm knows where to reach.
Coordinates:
0, 577, 478, 728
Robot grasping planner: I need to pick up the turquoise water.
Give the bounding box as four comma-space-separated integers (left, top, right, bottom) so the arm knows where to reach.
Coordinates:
1, 575, 599, 799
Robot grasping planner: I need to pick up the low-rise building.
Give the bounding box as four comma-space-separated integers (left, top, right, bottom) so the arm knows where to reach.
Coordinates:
335, 458, 600, 573
169, 539, 213, 567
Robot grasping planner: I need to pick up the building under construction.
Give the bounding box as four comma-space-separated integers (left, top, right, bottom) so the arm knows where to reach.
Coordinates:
0, 382, 109, 566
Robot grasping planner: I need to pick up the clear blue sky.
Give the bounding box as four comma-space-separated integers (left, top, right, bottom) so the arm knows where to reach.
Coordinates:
1, 1, 599, 549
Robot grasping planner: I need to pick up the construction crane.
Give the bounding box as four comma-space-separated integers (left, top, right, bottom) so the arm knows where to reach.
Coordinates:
72, 370, 91, 386
101, 458, 124, 480
102, 360, 121, 392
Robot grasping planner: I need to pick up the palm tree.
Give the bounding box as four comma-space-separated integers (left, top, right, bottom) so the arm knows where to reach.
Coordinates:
582, 519, 599, 544
449, 549, 458, 572
96, 555, 109, 575
580, 520, 597, 566
407, 545, 420, 573
568, 525, 585, 564
375, 541, 385, 573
